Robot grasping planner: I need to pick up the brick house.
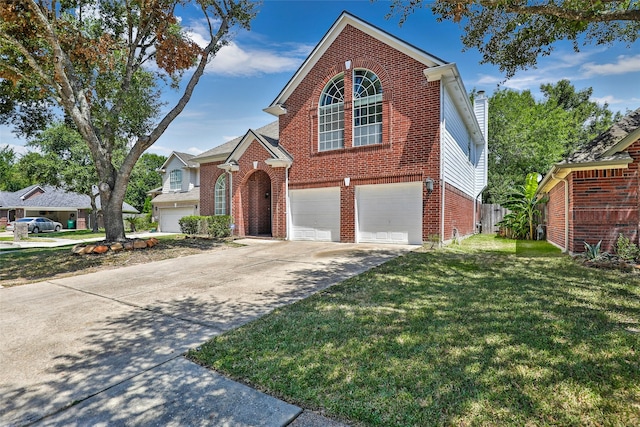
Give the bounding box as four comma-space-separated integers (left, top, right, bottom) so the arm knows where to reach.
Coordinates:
539, 107, 640, 253
193, 12, 488, 245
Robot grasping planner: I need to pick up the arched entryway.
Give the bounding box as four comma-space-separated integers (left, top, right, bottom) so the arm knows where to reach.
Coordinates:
247, 170, 272, 236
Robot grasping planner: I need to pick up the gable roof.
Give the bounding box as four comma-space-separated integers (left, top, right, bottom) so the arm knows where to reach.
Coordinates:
223, 121, 292, 166
159, 151, 198, 171
0, 184, 138, 213
193, 121, 281, 164
539, 107, 640, 193
264, 11, 447, 116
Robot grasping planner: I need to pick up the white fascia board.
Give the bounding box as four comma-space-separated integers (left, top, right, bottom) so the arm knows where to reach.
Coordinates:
265, 12, 447, 116
265, 158, 293, 168
538, 155, 633, 193
603, 126, 640, 157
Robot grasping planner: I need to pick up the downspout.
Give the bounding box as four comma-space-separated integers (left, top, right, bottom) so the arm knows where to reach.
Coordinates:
227, 170, 233, 223
474, 185, 488, 233
285, 163, 291, 240
440, 85, 446, 244
552, 173, 569, 253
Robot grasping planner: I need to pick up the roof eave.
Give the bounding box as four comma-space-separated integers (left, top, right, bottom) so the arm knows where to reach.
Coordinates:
602, 126, 640, 157
538, 155, 634, 193
265, 11, 447, 113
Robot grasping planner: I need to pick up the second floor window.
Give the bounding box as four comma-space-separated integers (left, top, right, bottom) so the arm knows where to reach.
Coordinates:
318, 74, 345, 151
170, 169, 182, 190
353, 69, 382, 147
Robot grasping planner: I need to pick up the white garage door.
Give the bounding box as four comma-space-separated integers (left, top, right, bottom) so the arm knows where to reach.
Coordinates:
159, 207, 195, 233
356, 182, 423, 244
290, 187, 340, 242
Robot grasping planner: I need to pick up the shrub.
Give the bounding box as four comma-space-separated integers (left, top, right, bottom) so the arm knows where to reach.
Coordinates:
584, 240, 603, 260
615, 233, 639, 262
179, 216, 200, 236
207, 215, 233, 238
179, 215, 233, 238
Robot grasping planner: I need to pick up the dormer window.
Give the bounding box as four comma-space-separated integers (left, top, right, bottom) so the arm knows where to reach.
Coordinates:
353, 69, 382, 147
318, 74, 345, 151
170, 169, 182, 191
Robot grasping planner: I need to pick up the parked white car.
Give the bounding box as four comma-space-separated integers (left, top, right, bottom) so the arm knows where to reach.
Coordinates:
7, 217, 63, 233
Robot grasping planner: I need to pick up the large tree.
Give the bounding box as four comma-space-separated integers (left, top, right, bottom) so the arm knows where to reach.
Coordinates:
486, 80, 620, 204
0, 0, 256, 241
386, 0, 640, 77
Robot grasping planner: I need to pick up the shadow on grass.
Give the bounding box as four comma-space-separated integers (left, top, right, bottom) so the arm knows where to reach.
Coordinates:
192, 242, 640, 426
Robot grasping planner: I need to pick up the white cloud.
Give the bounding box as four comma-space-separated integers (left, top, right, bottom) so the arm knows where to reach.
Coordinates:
581, 54, 640, 77
205, 41, 307, 76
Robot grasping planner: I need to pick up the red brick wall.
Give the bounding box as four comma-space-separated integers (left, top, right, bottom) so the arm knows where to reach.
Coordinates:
444, 183, 475, 240
545, 138, 640, 253
546, 181, 567, 251
279, 24, 444, 242
569, 164, 639, 253
200, 161, 225, 216
230, 140, 287, 239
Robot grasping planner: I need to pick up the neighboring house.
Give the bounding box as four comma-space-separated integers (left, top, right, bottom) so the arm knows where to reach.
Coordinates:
539, 107, 640, 253
193, 12, 488, 245
150, 151, 200, 232
0, 184, 138, 230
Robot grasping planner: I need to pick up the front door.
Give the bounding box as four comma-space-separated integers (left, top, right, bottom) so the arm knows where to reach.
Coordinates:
248, 170, 272, 236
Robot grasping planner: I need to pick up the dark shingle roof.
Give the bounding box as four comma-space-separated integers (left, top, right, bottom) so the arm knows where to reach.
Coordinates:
562, 107, 640, 164
172, 151, 198, 168
193, 121, 280, 161
0, 185, 138, 213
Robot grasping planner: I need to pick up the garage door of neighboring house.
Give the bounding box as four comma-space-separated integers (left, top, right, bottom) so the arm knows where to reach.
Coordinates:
159, 207, 195, 233
289, 187, 340, 242
356, 182, 423, 245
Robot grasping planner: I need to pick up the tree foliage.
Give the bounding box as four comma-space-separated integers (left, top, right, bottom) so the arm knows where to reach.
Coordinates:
0, 0, 256, 241
125, 153, 166, 213
387, 0, 640, 77
0, 145, 33, 191
486, 80, 620, 204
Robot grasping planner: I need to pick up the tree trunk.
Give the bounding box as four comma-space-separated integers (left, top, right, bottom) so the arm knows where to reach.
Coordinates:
89, 193, 99, 233
100, 184, 126, 242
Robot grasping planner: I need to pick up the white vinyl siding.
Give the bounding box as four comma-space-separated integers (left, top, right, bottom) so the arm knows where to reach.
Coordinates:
442, 87, 475, 197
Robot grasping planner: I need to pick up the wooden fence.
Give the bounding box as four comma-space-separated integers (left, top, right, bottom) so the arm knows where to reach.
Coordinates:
480, 204, 509, 234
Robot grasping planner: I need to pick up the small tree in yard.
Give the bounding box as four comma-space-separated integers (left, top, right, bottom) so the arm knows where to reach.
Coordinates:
498, 173, 546, 240
0, 0, 256, 242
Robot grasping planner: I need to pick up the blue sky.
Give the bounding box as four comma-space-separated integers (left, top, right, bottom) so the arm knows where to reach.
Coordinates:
2, 0, 639, 157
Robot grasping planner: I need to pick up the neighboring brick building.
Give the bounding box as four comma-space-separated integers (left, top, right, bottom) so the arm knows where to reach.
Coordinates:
193, 12, 488, 245
539, 107, 640, 253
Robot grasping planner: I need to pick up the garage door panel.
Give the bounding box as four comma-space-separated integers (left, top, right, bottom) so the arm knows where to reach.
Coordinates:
290, 188, 340, 242
159, 207, 195, 233
356, 182, 423, 245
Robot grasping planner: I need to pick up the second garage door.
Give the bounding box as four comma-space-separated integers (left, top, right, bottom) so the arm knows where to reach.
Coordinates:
159, 207, 196, 233
356, 182, 423, 245
290, 187, 340, 242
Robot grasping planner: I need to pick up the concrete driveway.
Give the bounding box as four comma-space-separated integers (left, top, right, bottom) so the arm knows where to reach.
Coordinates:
0, 239, 415, 426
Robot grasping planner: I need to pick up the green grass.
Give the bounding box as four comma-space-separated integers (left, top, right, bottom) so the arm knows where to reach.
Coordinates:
189, 235, 640, 426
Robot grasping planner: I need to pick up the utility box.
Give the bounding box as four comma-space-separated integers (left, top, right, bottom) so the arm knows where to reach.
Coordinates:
14, 223, 28, 241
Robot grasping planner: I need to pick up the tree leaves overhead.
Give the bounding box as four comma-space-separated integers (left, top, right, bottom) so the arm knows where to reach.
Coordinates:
386, 0, 640, 77
0, 0, 257, 241
485, 80, 621, 204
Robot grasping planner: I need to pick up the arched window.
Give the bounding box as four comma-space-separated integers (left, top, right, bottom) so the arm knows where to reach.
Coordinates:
214, 174, 226, 215
353, 69, 382, 146
318, 74, 344, 151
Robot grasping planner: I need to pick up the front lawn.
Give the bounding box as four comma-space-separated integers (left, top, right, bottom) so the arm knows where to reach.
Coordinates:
189, 235, 640, 426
